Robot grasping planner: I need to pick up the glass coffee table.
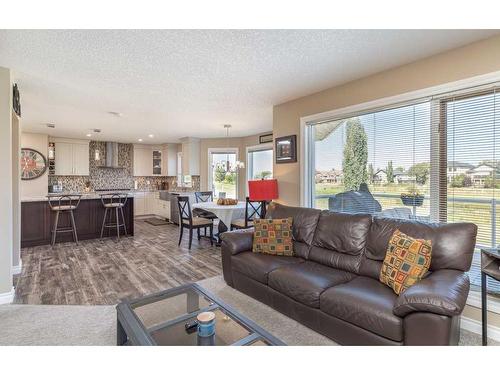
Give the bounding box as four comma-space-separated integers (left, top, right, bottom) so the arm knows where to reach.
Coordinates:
116, 283, 285, 346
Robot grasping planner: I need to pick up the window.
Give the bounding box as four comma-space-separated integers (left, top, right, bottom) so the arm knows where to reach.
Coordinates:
208, 149, 238, 199
247, 146, 273, 181
309, 101, 431, 220
305, 83, 500, 295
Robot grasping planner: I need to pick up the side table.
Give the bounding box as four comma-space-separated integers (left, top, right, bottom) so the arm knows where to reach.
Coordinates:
481, 249, 500, 346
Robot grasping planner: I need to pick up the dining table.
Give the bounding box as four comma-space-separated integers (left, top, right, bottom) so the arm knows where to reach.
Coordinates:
191, 201, 246, 244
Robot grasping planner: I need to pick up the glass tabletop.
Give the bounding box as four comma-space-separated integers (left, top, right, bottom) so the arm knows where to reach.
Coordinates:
121, 284, 278, 346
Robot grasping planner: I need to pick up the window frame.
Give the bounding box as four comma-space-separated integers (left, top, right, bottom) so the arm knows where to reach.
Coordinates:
299, 72, 500, 312
246, 144, 274, 195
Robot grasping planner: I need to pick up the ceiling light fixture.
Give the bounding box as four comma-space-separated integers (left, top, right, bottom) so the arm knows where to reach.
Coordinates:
218, 124, 245, 173
148, 134, 154, 138
108, 111, 122, 117
86, 133, 92, 137
138, 138, 143, 142
46, 123, 55, 128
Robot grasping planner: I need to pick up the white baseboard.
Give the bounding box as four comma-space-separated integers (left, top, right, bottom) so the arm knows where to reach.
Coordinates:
0, 287, 14, 305
461, 316, 500, 342
12, 259, 22, 275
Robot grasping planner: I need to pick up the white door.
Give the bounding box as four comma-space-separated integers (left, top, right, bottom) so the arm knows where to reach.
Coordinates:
208, 149, 239, 199
54, 142, 73, 175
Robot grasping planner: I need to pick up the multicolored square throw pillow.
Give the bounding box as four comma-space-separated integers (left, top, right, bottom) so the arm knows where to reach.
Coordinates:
252, 218, 293, 256
379, 229, 432, 295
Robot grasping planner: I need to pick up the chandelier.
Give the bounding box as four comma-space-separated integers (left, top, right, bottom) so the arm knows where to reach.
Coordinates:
217, 124, 245, 173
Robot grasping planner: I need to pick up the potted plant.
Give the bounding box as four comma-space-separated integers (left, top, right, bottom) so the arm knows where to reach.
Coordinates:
400, 187, 424, 207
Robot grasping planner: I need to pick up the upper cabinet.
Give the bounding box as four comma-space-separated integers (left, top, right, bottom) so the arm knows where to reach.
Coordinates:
53, 138, 90, 176
133, 143, 179, 177
180, 137, 200, 176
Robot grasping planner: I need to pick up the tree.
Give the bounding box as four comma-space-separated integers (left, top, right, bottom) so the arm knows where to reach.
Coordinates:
342, 118, 368, 191
224, 171, 236, 184
408, 162, 430, 185
214, 165, 227, 183
254, 170, 272, 179
450, 174, 472, 188
386, 161, 394, 183
367, 163, 374, 184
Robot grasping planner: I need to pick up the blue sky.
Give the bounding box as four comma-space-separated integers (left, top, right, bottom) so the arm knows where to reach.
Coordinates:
314, 92, 499, 172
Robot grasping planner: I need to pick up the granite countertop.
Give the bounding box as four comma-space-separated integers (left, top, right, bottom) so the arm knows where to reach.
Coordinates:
21, 189, 199, 202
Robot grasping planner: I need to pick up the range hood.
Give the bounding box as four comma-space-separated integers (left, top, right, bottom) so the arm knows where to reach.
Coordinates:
100, 142, 122, 168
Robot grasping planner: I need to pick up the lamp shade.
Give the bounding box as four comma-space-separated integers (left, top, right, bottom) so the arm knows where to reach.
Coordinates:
248, 179, 279, 201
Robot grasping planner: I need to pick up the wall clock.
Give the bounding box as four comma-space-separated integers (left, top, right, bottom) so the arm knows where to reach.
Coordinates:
20, 148, 47, 180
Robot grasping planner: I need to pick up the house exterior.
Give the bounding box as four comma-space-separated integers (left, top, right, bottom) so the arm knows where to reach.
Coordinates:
466, 163, 500, 186
315, 169, 343, 184
447, 161, 475, 182
373, 169, 388, 184
393, 170, 415, 184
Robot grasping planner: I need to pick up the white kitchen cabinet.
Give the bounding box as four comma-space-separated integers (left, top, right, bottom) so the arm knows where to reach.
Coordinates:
180, 137, 200, 176
53, 138, 90, 176
72, 143, 90, 175
133, 192, 146, 216
157, 199, 170, 219
133, 145, 152, 176
162, 144, 178, 177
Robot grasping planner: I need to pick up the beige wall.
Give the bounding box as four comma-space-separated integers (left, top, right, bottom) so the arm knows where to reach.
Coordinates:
273, 34, 500, 206
0, 66, 13, 299
20, 132, 49, 199
199, 132, 272, 199
273, 35, 500, 332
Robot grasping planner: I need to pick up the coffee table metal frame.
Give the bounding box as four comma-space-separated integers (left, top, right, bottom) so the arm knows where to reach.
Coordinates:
116, 283, 285, 346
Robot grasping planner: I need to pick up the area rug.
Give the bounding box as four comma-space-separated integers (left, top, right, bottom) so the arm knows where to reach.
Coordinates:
144, 217, 169, 226
0, 276, 497, 345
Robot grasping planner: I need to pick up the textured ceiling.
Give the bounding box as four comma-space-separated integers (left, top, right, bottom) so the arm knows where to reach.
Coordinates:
0, 30, 497, 143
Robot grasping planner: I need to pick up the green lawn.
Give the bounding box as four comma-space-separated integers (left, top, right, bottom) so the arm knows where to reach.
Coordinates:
214, 181, 237, 199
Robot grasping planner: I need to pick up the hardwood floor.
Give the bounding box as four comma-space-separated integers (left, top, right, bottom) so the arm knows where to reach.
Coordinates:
14, 220, 222, 305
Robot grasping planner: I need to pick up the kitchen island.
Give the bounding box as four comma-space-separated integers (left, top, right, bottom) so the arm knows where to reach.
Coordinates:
21, 194, 134, 247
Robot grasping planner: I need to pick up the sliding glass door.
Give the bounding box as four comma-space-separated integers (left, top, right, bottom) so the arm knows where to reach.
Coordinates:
208, 149, 238, 199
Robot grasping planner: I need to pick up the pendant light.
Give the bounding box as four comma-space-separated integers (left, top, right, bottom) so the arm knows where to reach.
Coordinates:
221, 124, 245, 172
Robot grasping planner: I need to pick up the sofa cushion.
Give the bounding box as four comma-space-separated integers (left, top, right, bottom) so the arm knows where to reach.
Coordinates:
320, 276, 403, 342
366, 217, 477, 272
252, 218, 293, 256
231, 252, 303, 284
268, 261, 356, 308
312, 211, 371, 255
266, 203, 321, 258
379, 229, 432, 295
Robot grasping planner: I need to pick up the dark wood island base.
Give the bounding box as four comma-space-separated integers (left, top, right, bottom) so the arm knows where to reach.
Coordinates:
21, 197, 134, 247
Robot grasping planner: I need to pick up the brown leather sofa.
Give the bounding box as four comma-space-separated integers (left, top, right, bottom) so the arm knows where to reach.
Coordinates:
221, 203, 477, 345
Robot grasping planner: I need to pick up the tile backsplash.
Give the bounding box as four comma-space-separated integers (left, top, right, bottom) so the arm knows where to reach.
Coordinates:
48, 141, 199, 192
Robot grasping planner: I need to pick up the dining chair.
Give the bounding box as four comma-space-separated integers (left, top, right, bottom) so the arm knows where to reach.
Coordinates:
177, 196, 213, 249
193, 191, 217, 236
230, 197, 265, 230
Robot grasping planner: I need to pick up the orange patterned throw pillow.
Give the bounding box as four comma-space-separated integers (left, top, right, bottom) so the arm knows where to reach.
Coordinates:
379, 229, 432, 295
252, 218, 293, 256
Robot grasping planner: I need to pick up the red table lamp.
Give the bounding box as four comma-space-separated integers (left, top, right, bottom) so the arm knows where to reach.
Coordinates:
248, 179, 279, 201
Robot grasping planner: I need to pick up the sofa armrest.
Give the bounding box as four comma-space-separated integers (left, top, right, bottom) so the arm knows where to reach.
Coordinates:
220, 229, 254, 255
393, 269, 470, 317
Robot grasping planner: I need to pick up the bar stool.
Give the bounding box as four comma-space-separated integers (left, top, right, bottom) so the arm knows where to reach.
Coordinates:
100, 193, 128, 239
47, 194, 82, 246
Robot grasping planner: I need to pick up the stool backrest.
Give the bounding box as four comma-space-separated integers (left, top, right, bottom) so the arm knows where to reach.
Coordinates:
195, 191, 213, 203
47, 194, 82, 210
100, 193, 128, 207
177, 196, 192, 225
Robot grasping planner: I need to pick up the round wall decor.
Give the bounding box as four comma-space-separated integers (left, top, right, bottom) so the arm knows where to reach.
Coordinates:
21, 148, 47, 180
